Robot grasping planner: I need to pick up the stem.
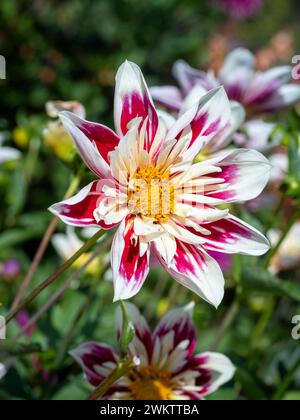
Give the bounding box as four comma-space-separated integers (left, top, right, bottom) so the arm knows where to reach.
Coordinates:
87, 357, 136, 400
272, 357, 300, 400
264, 208, 300, 268
10, 170, 82, 312
24, 137, 40, 183
14, 240, 111, 341
54, 262, 110, 365
209, 301, 239, 351
251, 298, 275, 346
6, 230, 106, 324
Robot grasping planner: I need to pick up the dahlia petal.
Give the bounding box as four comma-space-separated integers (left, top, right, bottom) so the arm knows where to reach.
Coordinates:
114, 61, 158, 151
152, 233, 177, 266
255, 84, 300, 113
112, 217, 150, 301
153, 302, 196, 363
202, 214, 270, 256
59, 111, 116, 178
49, 181, 116, 228
0, 147, 21, 163
149, 85, 183, 112
190, 352, 235, 396
238, 119, 275, 152
219, 48, 255, 101
173, 60, 217, 93
157, 110, 176, 130
149, 116, 169, 162
52, 227, 83, 261
178, 84, 208, 116
70, 342, 119, 387
244, 66, 292, 106
166, 87, 231, 160
115, 303, 153, 365
205, 101, 245, 153
161, 218, 207, 246
157, 240, 225, 308
207, 149, 271, 203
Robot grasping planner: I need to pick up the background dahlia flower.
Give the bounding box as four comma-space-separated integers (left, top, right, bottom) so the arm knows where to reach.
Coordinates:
151, 48, 300, 115
213, 0, 264, 19
52, 226, 101, 276
268, 222, 300, 275
72, 303, 235, 400
50, 60, 271, 308
0, 134, 21, 164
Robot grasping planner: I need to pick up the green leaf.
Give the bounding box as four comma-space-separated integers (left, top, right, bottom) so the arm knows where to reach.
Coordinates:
236, 368, 266, 400
288, 134, 300, 183
0, 341, 42, 359
243, 266, 300, 302
0, 227, 43, 248
283, 391, 300, 400
52, 291, 86, 336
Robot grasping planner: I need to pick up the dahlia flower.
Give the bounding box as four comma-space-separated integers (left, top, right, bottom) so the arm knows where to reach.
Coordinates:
0, 135, 21, 164
268, 222, 300, 275
151, 48, 300, 115
213, 0, 264, 19
50, 60, 270, 307
52, 227, 101, 276
0, 363, 8, 380
43, 101, 85, 162
72, 303, 235, 400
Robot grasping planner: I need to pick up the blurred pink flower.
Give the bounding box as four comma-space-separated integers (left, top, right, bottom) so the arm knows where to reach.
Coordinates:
151, 48, 300, 115
0, 258, 21, 280
214, 0, 264, 19
16, 311, 36, 336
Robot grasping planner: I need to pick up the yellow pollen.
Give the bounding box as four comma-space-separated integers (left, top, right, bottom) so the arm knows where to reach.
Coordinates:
129, 366, 173, 400
128, 165, 175, 222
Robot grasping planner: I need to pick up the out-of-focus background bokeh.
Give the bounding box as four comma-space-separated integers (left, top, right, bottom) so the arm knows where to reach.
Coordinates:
1, 0, 300, 400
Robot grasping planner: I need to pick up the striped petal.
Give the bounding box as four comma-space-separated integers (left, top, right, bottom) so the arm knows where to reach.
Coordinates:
60, 111, 118, 178
157, 240, 225, 308
254, 84, 300, 113
49, 180, 116, 229
244, 66, 292, 106
207, 149, 271, 203
70, 342, 119, 387
166, 87, 231, 161
202, 214, 270, 256
112, 217, 150, 301
219, 48, 255, 101
152, 303, 196, 367
182, 352, 235, 397
205, 101, 245, 153
114, 61, 158, 152
173, 60, 217, 93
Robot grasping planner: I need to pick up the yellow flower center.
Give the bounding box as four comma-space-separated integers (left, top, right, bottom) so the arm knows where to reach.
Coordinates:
127, 165, 175, 222
128, 366, 173, 400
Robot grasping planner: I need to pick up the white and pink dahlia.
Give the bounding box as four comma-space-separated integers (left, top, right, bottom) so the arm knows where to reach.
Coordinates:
71, 303, 235, 400
50, 60, 270, 307
0, 134, 21, 164
151, 48, 300, 115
